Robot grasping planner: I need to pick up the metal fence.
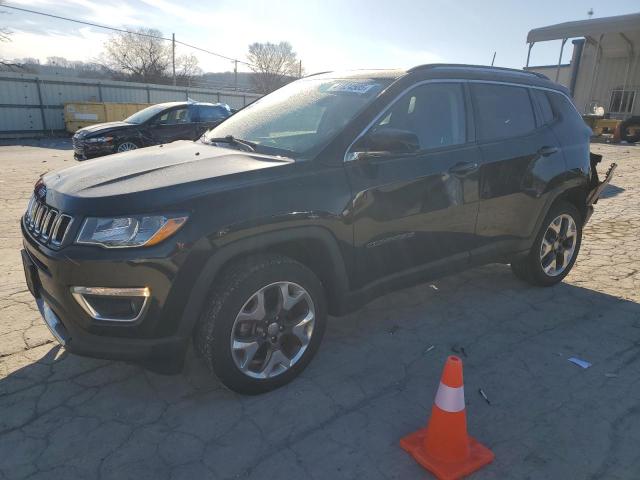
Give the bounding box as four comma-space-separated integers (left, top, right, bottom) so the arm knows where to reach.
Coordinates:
0, 72, 262, 137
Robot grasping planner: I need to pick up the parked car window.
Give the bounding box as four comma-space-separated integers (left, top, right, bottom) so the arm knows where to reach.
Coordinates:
197, 106, 228, 122
371, 83, 466, 150
157, 107, 192, 125
205, 77, 391, 158
124, 104, 168, 124
472, 84, 536, 141
533, 89, 554, 124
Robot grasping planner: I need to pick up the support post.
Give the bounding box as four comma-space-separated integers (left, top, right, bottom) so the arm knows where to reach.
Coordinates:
556, 38, 567, 82
146, 85, 151, 103
172, 33, 176, 86
97, 82, 103, 102
620, 33, 634, 116
526, 42, 534, 67
35, 77, 48, 134
234, 60, 238, 91
586, 34, 604, 113
299, 60, 302, 77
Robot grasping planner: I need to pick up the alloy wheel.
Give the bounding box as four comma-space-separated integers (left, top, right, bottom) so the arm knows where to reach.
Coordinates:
117, 142, 138, 152
230, 281, 315, 379
539, 213, 577, 277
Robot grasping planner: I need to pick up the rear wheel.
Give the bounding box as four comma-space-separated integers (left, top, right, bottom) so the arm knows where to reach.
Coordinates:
511, 201, 582, 286
195, 254, 327, 394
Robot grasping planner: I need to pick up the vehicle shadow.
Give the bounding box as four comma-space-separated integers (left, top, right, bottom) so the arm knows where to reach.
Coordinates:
598, 183, 625, 199
0, 138, 72, 150
1, 263, 639, 479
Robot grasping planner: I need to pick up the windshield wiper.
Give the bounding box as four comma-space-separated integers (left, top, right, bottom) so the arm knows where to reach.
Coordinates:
205, 135, 256, 152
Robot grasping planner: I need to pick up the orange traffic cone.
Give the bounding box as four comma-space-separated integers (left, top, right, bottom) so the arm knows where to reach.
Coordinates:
400, 356, 494, 479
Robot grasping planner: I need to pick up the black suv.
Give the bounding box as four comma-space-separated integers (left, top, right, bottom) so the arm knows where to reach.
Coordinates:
22, 65, 614, 394
72, 101, 231, 160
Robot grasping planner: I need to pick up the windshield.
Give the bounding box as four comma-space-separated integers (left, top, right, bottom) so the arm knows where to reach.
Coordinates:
204, 77, 390, 158
125, 104, 171, 124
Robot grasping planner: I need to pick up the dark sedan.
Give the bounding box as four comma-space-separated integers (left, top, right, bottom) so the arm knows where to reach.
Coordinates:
72, 101, 232, 160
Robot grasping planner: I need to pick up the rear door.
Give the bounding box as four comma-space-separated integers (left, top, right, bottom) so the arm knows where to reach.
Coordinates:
345, 81, 482, 286
194, 105, 229, 138
470, 83, 565, 261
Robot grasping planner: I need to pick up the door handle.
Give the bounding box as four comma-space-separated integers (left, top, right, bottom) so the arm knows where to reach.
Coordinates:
448, 161, 479, 175
538, 146, 559, 157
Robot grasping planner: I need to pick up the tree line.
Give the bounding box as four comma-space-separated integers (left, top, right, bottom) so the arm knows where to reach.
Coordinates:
1, 14, 304, 94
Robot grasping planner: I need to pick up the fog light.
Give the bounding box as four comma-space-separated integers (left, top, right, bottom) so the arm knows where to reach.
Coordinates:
71, 287, 150, 322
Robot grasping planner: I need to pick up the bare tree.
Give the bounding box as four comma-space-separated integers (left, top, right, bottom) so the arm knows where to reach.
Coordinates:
102, 28, 171, 83
247, 42, 300, 94
176, 53, 202, 86
0, 2, 21, 70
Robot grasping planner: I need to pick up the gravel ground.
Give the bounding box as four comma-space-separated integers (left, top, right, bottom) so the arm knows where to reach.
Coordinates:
1, 141, 639, 480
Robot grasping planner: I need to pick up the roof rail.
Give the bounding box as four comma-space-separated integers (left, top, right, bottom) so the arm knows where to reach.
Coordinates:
407, 63, 549, 79
303, 71, 333, 78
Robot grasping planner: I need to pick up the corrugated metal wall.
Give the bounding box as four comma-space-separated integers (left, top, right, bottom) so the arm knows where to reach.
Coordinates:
573, 43, 640, 118
0, 72, 262, 136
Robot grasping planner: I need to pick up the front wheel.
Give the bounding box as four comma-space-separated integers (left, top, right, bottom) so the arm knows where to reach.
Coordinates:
195, 254, 327, 394
116, 141, 139, 153
511, 201, 583, 286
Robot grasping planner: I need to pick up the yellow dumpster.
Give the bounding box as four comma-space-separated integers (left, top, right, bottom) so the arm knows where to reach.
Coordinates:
64, 102, 151, 133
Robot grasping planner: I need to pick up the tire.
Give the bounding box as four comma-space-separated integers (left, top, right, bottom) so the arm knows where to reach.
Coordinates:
194, 254, 327, 395
511, 201, 583, 287
620, 116, 640, 143
116, 140, 139, 153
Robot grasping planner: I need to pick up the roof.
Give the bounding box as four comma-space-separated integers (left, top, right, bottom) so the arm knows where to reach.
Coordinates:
308, 64, 567, 93
527, 12, 640, 43
305, 69, 405, 80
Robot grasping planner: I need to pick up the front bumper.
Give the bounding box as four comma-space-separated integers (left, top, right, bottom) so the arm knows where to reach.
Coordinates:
72, 139, 115, 160
21, 221, 194, 370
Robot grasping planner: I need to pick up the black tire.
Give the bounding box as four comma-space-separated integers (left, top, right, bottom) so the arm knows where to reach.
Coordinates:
511, 201, 583, 287
194, 254, 327, 395
620, 117, 640, 143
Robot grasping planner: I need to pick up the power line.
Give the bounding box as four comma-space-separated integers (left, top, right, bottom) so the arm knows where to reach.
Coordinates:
2, 3, 254, 67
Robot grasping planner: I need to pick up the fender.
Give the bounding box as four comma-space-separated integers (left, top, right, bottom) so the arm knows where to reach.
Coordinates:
176, 226, 350, 337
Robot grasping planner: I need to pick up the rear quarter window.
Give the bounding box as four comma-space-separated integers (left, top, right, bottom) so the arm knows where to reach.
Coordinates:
472, 84, 536, 141
532, 89, 555, 124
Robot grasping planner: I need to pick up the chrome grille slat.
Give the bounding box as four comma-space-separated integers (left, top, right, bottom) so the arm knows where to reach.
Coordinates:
24, 194, 73, 248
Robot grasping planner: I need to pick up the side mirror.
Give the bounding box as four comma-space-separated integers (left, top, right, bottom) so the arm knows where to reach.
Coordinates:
347, 128, 420, 161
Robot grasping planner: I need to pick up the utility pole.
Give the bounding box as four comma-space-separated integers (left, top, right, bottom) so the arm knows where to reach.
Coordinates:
299, 60, 302, 78
172, 33, 176, 86
234, 59, 238, 91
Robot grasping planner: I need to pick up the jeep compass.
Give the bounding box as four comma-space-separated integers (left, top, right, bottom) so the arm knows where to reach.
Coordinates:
21, 65, 614, 394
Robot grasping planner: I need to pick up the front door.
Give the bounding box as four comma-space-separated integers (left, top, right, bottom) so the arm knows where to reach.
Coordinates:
145, 105, 197, 144
345, 82, 482, 287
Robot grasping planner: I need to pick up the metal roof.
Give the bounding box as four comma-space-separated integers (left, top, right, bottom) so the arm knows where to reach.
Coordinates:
527, 13, 640, 43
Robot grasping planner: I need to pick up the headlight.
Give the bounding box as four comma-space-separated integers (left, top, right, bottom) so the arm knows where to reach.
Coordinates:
85, 136, 113, 143
76, 215, 187, 248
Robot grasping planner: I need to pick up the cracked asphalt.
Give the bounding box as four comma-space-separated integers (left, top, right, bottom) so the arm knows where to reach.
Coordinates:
1, 140, 639, 479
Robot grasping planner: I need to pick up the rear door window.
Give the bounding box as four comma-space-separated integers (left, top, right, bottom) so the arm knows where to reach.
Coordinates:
197, 106, 228, 122
532, 89, 554, 124
472, 84, 536, 141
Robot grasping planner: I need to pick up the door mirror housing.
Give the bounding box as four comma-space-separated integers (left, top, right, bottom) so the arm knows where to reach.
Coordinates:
347, 128, 420, 161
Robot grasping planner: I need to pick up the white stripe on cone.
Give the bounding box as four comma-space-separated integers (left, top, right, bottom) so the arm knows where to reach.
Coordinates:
434, 382, 465, 413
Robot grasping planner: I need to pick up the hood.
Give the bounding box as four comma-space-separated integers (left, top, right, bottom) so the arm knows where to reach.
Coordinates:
75, 121, 133, 137
43, 140, 294, 215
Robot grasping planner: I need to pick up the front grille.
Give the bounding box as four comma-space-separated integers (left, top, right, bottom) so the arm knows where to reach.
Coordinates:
72, 136, 85, 155
24, 195, 73, 247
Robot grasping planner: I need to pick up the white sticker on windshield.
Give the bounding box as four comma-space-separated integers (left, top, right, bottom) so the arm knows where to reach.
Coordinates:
327, 82, 379, 95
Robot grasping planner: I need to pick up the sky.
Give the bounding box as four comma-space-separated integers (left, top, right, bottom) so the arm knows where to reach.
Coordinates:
1, 0, 639, 74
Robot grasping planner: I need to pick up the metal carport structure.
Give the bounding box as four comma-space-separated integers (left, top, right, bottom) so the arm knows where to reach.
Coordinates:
526, 13, 640, 119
